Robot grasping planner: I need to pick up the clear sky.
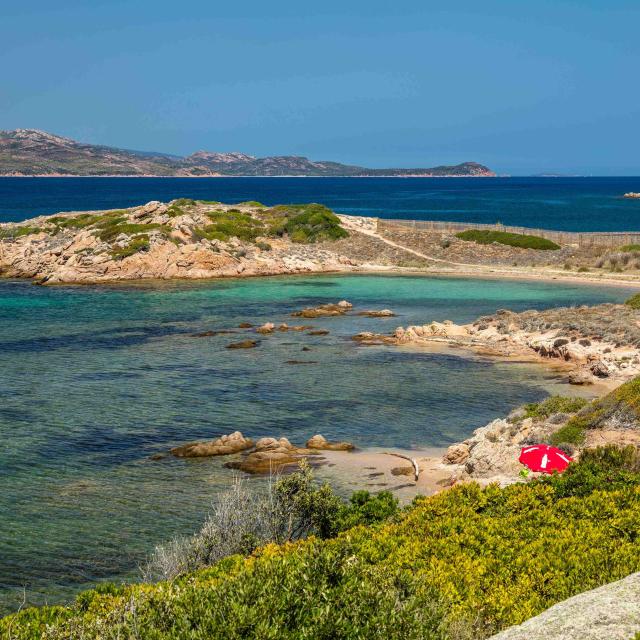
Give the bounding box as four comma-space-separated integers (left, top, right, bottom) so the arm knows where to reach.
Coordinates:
2, 1, 638, 175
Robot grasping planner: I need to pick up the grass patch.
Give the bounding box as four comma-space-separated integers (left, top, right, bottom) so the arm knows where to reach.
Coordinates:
5, 450, 640, 639
455, 229, 560, 250
521, 396, 589, 422
625, 293, 640, 309
95, 221, 170, 243
110, 236, 150, 260
236, 200, 265, 208
550, 376, 640, 446
0, 225, 43, 239
620, 244, 640, 252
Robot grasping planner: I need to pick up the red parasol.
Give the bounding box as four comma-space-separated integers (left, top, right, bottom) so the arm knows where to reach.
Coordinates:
519, 445, 572, 474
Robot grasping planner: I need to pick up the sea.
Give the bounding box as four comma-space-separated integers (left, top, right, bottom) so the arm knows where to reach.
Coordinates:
1, 176, 640, 614
1, 176, 640, 230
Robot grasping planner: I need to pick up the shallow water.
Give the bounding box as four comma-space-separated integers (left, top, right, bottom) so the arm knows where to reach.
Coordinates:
0, 273, 636, 613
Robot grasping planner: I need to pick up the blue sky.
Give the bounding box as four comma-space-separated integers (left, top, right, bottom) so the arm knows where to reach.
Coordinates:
2, 1, 639, 174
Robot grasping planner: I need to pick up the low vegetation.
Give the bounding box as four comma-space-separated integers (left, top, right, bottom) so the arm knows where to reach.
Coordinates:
595, 249, 640, 272
0, 225, 42, 239
110, 236, 150, 260
263, 203, 349, 243
625, 293, 640, 309
520, 395, 589, 422
550, 376, 640, 445
4, 448, 640, 639
455, 229, 560, 250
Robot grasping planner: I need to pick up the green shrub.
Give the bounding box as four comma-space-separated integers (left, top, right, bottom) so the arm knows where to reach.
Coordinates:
96, 221, 170, 243
5, 451, 640, 639
521, 396, 589, 421
625, 293, 640, 309
0, 225, 43, 239
550, 377, 640, 446
236, 201, 265, 208
540, 445, 640, 498
255, 241, 272, 251
455, 229, 560, 251
197, 210, 266, 243
620, 244, 640, 252
264, 203, 348, 243
110, 236, 150, 260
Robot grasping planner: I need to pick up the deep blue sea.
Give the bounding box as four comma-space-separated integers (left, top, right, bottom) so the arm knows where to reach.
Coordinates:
1, 176, 640, 231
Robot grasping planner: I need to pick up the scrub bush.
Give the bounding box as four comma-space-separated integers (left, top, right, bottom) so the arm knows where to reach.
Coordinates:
4, 450, 640, 640
455, 229, 560, 250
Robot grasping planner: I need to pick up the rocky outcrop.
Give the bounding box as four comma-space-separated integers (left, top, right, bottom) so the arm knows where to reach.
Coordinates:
624, 192, 640, 199
225, 437, 318, 474
0, 201, 360, 284
489, 572, 640, 640
306, 434, 355, 451
291, 300, 352, 318
170, 431, 254, 458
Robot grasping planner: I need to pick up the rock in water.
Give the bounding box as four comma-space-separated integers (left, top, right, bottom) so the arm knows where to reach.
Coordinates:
256, 322, 275, 334
226, 339, 258, 349
357, 309, 396, 317
170, 431, 254, 458
291, 300, 353, 318
225, 437, 318, 474
306, 434, 355, 451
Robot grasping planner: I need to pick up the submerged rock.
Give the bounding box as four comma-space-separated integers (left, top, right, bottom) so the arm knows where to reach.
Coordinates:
170, 431, 254, 458
226, 339, 258, 349
307, 329, 329, 336
238, 322, 254, 329
306, 434, 355, 451
357, 309, 396, 317
292, 300, 352, 318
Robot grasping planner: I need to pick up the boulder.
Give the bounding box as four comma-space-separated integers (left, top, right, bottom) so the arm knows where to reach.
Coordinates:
306, 434, 355, 451
443, 443, 470, 465
170, 431, 254, 458
238, 322, 254, 328
307, 329, 329, 336
256, 322, 275, 334
291, 300, 353, 318
488, 572, 640, 640
226, 436, 318, 474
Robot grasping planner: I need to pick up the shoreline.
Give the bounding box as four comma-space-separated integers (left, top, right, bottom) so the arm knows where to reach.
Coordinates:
4, 264, 639, 290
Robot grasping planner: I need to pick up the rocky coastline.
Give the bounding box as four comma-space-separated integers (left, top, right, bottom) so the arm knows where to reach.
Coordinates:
4, 198, 640, 286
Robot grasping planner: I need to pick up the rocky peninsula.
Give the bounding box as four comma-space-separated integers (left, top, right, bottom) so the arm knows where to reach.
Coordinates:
4, 197, 640, 285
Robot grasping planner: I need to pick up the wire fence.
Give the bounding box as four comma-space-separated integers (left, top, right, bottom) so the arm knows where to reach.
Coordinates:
377, 219, 640, 248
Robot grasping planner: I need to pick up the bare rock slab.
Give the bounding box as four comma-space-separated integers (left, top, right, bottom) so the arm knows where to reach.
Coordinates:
489, 572, 640, 640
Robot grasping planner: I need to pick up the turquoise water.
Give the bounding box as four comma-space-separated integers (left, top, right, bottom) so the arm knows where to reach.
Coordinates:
0, 274, 636, 613
2, 176, 640, 230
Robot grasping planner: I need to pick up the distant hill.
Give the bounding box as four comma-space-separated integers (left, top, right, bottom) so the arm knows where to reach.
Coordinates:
0, 129, 496, 177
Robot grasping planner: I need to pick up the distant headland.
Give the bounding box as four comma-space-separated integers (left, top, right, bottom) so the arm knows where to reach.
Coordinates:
0, 129, 496, 178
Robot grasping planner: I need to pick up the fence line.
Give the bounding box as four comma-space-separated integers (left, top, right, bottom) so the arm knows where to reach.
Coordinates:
376, 219, 640, 248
